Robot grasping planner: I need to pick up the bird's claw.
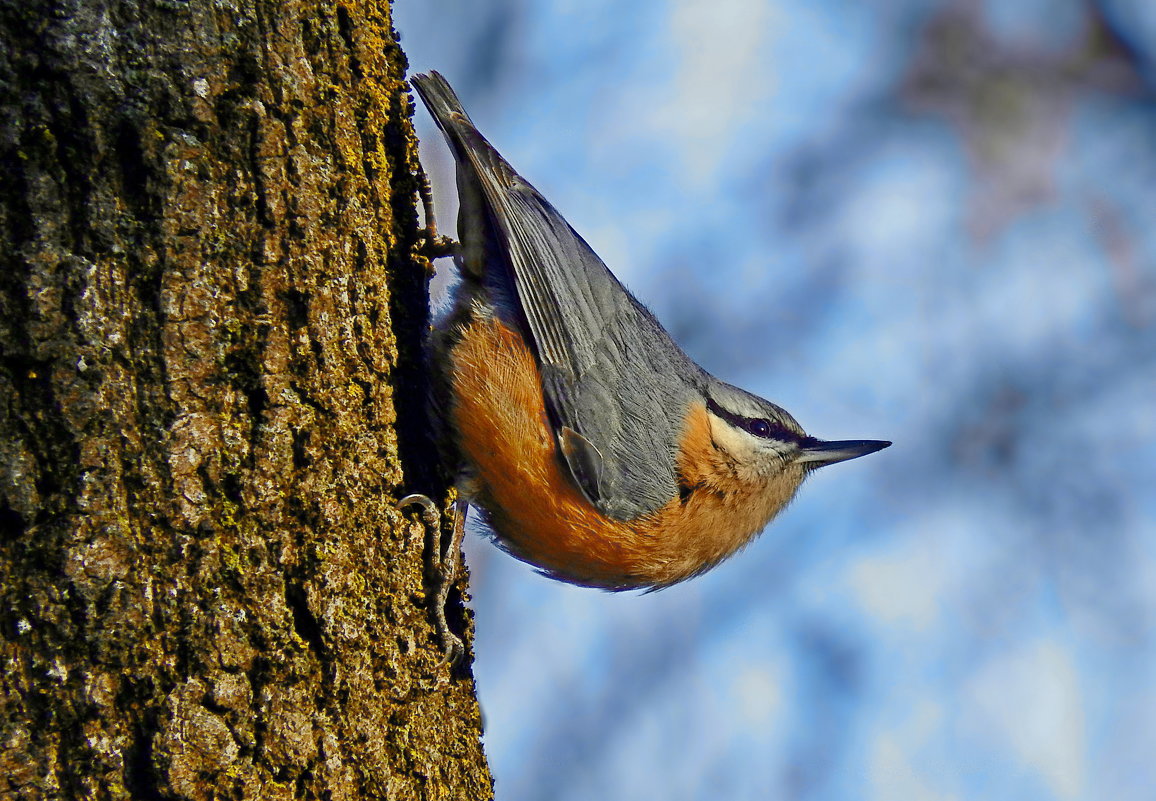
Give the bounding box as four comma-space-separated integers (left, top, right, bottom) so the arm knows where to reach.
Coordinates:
398, 493, 468, 667
420, 232, 458, 261
415, 164, 459, 263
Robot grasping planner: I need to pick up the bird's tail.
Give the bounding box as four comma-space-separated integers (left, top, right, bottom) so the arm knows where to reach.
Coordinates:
411, 71, 527, 287
412, 71, 519, 183
411, 71, 469, 125
411, 71, 478, 146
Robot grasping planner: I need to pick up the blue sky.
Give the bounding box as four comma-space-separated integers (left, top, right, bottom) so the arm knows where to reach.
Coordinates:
396, 1, 1156, 799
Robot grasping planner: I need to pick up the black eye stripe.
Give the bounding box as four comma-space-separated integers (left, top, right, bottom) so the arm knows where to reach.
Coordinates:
706, 398, 795, 442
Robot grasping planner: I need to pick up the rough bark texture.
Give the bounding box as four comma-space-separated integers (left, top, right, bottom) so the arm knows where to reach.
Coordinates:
0, 1, 492, 798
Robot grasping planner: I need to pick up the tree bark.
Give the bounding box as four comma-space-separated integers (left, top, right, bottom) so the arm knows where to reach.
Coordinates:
0, 1, 491, 798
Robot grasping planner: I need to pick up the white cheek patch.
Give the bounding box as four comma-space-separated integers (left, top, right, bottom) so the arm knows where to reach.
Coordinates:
707, 412, 748, 459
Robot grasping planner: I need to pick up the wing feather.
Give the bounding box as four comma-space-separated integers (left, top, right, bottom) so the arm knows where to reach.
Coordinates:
413, 72, 701, 519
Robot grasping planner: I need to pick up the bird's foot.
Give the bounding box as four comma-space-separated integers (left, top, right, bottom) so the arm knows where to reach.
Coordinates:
416, 166, 459, 263
398, 493, 467, 667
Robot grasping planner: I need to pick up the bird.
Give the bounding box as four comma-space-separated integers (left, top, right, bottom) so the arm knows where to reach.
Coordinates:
403, 71, 889, 660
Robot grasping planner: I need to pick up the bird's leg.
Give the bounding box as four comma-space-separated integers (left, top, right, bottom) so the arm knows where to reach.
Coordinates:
416, 165, 458, 261
433, 498, 467, 664
397, 493, 467, 666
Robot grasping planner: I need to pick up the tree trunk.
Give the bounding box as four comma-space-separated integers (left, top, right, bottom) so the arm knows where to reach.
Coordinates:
0, 1, 491, 798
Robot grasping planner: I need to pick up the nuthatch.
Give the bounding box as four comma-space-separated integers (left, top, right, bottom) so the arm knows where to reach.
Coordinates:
404, 71, 889, 660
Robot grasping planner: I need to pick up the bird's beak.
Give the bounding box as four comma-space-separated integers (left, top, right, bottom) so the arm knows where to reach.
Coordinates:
796, 438, 891, 467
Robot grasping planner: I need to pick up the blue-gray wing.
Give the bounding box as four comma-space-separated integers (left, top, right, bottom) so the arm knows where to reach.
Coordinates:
412, 72, 701, 520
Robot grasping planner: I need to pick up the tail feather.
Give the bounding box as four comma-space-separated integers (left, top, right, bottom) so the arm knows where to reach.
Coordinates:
411, 71, 508, 184
411, 71, 474, 132
411, 71, 517, 286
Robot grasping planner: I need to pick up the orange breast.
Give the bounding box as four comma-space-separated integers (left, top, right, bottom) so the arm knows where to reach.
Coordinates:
448, 315, 801, 589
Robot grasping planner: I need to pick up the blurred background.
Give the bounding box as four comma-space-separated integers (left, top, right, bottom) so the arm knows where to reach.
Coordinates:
394, 1, 1156, 799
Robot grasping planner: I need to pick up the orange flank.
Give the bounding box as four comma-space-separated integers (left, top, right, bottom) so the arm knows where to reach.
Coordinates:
449, 316, 803, 589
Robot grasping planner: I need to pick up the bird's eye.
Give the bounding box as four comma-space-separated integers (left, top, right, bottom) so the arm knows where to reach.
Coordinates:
749, 419, 772, 438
